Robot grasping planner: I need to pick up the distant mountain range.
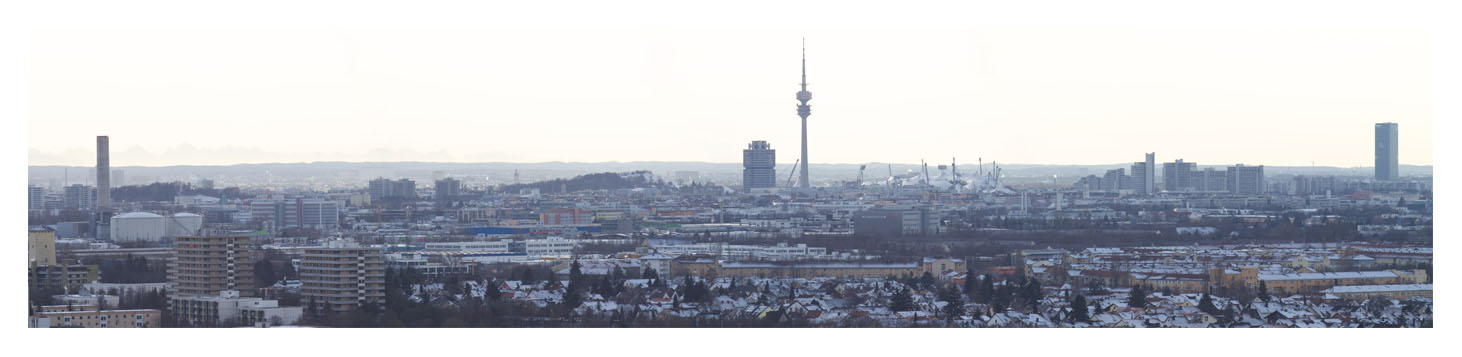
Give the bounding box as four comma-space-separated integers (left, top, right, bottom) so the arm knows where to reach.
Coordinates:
26, 161, 1433, 188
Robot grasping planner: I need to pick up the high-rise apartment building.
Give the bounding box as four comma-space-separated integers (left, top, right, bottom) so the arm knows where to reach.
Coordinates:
1163, 159, 1198, 192
62, 184, 95, 210
1196, 167, 1226, 192
29, 185, 44, 212
1226, 164, 1265, 195
168, 235, 254, 298
300, 240, 386, 312
742, 140, 777, 190
368, 178, 416, 200
434, 177, 462, 203
1375, 122, 1399, 181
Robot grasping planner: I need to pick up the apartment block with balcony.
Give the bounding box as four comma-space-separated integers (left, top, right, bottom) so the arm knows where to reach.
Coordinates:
300, 240, 386, 312
168, 235, 254, 298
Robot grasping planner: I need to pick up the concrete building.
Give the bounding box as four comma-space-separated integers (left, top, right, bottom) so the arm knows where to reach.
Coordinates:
853, 206, 939, 237
299, 240, 386, 312
368, 177, 416, 200
1129, 153, 1156, 194
29, 264, 100, 294
249, 198, 340, 230
1196, 167, 1226, 192
1102, 168, 1125, 191
29, 185, 44, 212
168, 235, 254, 298
29, 229, 57, 267
169, 290, 302, 327
29, 305, 161, 328
1226, 164, 1265, 195
1162, 159, 1197, 192
434, 177, 462, 203
742, 140, 777, 190
1374, 122, 1399, 180
540, 208, 591, 225
111, 169, 125, 187
63, 184, 95, 211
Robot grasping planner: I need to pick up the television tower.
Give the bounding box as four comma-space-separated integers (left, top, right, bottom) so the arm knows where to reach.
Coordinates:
796, 38, 812, 188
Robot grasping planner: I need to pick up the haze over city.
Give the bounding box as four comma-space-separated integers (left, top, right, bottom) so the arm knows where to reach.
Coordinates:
28, 28, 1431, 167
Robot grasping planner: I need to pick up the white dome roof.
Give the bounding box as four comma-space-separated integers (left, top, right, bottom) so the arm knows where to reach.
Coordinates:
171, 212, 202, 217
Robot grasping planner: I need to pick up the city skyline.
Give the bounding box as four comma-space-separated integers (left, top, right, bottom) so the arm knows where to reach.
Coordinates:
27, 28, 1432, 167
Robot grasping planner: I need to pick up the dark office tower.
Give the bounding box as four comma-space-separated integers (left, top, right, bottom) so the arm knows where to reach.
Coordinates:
742, 140, 777, 190
1163, 159, 1197, 192
795, 39, 812, 188
1375, 122, 1399, 181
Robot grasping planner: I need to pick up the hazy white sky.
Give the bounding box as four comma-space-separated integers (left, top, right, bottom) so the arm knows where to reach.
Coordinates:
25, 23, 1434, 168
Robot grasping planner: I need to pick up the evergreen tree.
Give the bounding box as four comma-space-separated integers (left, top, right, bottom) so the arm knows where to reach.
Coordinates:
977, 274, 996, 304
919, 272, 936, 290
1257, 281, 1269, 301
1070, 294, 1090, 322
1128, 285, 1148, 308
962, 269, 977, 294
570, 260, 583, 284
1198, 293, 1217, 314
1021, 277, 1043, 311
253, 260, 278, 289
521, 268, 536, 284
641, 267, 659, 280
483, 278, 501, 301
546, 269, 559, 288
890, 287, 915, 312
563, 281, 583, 310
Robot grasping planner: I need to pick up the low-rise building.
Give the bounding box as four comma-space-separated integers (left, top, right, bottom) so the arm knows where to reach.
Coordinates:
30, 305, 161, 328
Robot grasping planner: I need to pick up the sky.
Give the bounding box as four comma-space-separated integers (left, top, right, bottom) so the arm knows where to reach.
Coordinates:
23, 7, 1436, 168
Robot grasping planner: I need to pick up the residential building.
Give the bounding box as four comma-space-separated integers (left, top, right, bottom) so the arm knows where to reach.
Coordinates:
299, 240, 386, 312
168, 235, 254, 298
368, 177, 416, 200
435, 177, 462, 203
29, 228, 57, 266
1162, 159, 1197, 192
169, 290, 302, 327
29, 264, 100, 294
29, 305, 161, 328
63, 184, 95, 210
1226, 164, 1265, 195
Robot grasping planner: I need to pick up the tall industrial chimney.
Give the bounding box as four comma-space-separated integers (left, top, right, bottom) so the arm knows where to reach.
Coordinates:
97, 135, 110, 208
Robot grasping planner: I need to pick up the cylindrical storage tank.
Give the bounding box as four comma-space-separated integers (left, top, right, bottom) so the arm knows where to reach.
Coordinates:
110, 212, 166, 242
166, 212, 204, 238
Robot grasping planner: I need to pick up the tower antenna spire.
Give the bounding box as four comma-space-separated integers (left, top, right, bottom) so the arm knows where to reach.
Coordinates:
795, 37, 813, 189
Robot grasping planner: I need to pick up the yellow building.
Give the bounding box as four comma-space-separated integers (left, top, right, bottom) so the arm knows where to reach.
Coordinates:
29, 229, 57, 267
29, 305, 162, 328
1211, 267, 1427, 295
1320, 284, 1432, 301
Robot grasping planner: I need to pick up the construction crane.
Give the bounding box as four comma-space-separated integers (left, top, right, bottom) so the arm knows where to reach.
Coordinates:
785, 158, 800, 188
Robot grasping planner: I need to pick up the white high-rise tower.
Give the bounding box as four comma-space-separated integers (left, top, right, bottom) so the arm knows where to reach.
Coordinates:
796, 39, 812, 188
